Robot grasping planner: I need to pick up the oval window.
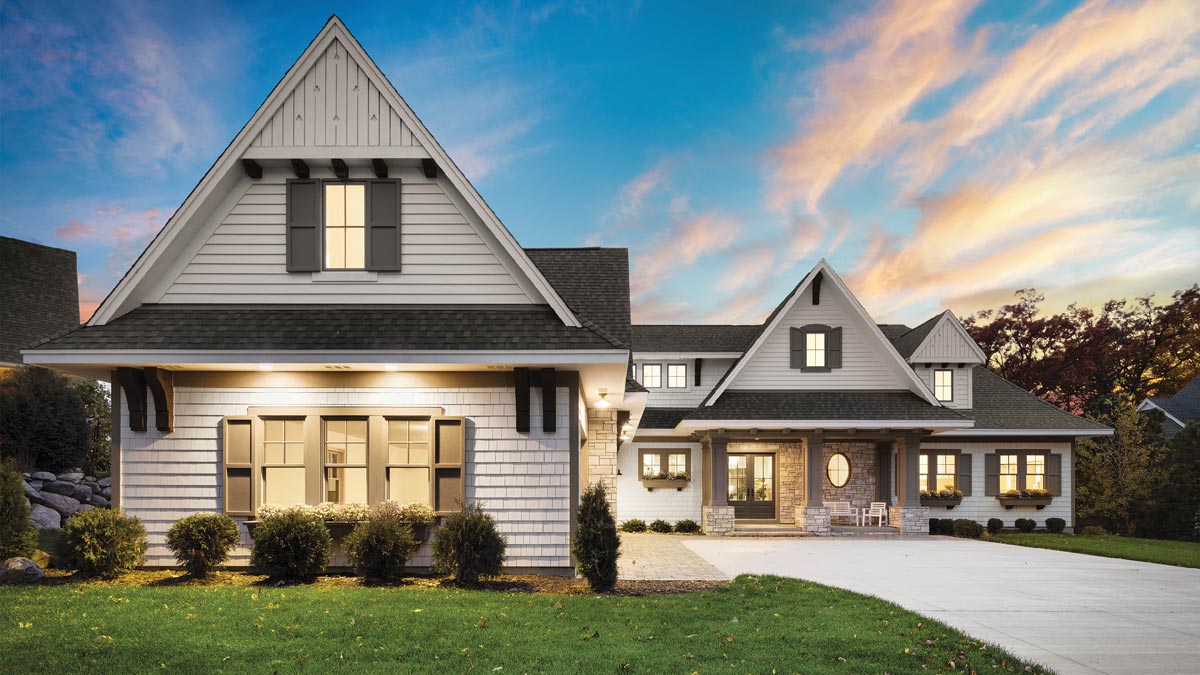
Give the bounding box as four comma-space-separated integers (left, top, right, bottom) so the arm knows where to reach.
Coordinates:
827, 453, 851, 488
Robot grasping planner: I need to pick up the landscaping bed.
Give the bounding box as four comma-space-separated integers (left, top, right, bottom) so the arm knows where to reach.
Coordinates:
988, 533, 1200, 569
0, 574, 1052, 674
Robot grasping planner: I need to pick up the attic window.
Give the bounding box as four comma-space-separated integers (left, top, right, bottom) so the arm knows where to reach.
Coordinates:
934, 369, 953, 401
325, 184, 366, 269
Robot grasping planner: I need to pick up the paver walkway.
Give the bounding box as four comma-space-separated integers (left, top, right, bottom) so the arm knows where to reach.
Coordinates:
617, 533, 728, 581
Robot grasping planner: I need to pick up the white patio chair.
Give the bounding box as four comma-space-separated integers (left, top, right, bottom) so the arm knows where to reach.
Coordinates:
862, 502, 889, 527
825, 501, 858, 526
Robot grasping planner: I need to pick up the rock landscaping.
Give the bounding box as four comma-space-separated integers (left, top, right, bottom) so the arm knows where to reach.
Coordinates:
20, 470, 112, 531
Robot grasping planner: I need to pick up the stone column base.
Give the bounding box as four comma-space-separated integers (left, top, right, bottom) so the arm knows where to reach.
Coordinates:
798, 506, 831, 536
889, 506, 929, 535
702, 506, 735, 535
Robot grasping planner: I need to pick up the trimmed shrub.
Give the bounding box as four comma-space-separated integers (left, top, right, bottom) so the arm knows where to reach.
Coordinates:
674, 519, 701, 534
431, 502, 506, 585
0, 461, 37, 559
953, 518, 983, 538
648, 519, 673, 533
571, 483, 620, 592
1015, 518, 1036, 533
345, 517, 419, 582
986, 518, 1004, 535
166, 513, 240, 578
62, 508, 147, 578
1045, 517, 1066, 534
929, 518, 954, 536
250, 510, 331, 580
620, 519, 647, 533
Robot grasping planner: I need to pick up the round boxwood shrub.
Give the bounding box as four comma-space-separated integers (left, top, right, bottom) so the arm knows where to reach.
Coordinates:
952, 518, 983, 538
674, 519, 700, 534
620, 519, 647, 533
1015, 518, 1036, 533
62, 508, 147, 579
0, 460, 37, 560
1045, 517, 1066, 534
431, 502, 506, 585
571, 483, 620, 592
648, 519, 673, 533
250, 510, 331, 581
345, 517, 419, 582
166, 513, 240, 578
929, 518, 954, 536
986, 518, 1004, 535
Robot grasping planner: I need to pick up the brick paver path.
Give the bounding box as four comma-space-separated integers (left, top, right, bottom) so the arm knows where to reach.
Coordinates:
617, 533, 729, 581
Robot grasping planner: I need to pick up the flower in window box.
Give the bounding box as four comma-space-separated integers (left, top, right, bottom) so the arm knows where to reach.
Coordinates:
668, 471, 690, 481
920, 488, 964, 499
369, 501, 436, 526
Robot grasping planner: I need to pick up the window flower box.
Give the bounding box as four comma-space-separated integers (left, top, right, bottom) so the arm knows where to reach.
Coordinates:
245, 502, 435, 541
997, 489, 1053, 510
641, 471, 690, 491
920, 488, 963, 509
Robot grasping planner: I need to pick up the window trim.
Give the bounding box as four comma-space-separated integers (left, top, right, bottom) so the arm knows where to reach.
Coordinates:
638, 448, 692, 479
666, 363, 688, 388
934, 369, 954, 402
641, 363, 663, 388
826, 452, 851, 487
986, 450, 1059, 496
322, 181, 369, 271
321, 416, 370, 504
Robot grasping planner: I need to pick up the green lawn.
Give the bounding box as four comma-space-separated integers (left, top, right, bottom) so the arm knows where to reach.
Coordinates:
0, 575, 1049, 674
989, 533, 1200, 568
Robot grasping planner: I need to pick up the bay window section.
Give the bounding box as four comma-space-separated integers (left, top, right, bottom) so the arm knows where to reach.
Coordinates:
263, 418, 306, 506
387, 418, 432, 506
323, 419, 368, 504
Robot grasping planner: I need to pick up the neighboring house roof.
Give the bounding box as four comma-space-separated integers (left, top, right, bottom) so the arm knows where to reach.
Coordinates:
682, 390, 969, 423
632, 325, 760, 353
889, 313, 943, 359
0, 236, 79, 365
31, 304, 621, 351
639, 407, 693, 429
1140, 374, 1200, 428
526, 248, 631, 348
952, 367, 1111, 432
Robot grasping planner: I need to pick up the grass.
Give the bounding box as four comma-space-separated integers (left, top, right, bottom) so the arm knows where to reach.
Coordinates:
0, 574, 1050, 674
989, 533, 1200, 569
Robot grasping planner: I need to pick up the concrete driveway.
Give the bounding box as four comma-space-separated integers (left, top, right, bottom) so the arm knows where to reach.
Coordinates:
683, 537, 1200, 675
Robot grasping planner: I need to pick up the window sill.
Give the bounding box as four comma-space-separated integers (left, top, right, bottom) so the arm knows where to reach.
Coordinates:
641, 478, 689, 492
312, 270, 379, 283
799, 367, 832, 373
997, 496, 1053, 510
920, 496, 962, 509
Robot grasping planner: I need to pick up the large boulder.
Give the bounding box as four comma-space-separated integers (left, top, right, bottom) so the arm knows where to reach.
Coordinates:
71, 484, 93, 502
59, 471, 84, 483
40, 492, 81, 519
41, 481, 77, 496
74, 504, 96, 516
1, 557, 44, 582
101, 487, 112, 499
98, 477, 112, 488
27, 479, 43, 490
23, 482, 44, 505
84, 476, 97, 483
88, 494, 108, 508
28, 504, 61, 530
30, 471, 55, 482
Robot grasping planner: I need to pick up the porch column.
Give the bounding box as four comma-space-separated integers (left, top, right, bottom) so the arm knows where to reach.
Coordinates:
702, 436, 734, 535
889, 433, 929, 535
799, 434, 831, 535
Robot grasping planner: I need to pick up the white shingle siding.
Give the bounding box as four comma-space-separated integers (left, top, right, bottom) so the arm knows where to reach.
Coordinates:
615, 442, 703, 524
119, 384, 572, 569
635, 358, 735, 407
919, 440, 1073, 529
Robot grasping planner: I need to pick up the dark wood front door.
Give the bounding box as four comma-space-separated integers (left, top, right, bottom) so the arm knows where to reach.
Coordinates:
728, 453, 775, 519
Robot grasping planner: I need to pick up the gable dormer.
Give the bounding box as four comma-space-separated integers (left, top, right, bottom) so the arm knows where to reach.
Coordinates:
895, 311, 987, 410
705, 261, 939, 405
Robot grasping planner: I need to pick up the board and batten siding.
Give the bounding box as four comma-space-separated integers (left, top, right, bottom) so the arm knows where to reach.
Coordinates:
917, 440, 1074, 528
157, 167, 536, 304
914, 367, 973, 409
730, 284, 909, 390
615, 442, 703, 524
251, 38, 423, 150
118, 384, 572, 568
909, 317, 983, 363
636, 358, 736, 408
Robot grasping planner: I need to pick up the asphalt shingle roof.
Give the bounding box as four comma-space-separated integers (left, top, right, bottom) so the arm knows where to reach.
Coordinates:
960, 366, 1110, 431
526, 248, 631, 348
0, 236, 79, 364
632, 325, 760, 352
1145, 396, 1200, 426
685, 390, 968, 422
888, 313, 944, 359
30, 305, 621, 351
639, 408, 694, 429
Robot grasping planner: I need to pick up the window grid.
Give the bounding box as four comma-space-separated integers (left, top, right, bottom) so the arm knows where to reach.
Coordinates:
324, 183, 366, 269
919, 454, 930, 491
262, 418, 306, 506
934, 369, 953, 401
1000, 454, 1019, 493
826, 453, 850, 487
668, 453, 687, 474
323, 418, 368, 504
1026, 454, 1046, 490
642, 364, 662, 388
935, 454, 956, 491
806, 332, 826, 368
386, 418, 432, 506
667, 364, 687, 388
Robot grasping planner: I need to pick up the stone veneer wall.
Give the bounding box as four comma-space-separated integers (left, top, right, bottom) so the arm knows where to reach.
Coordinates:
585, 409, 619, 499
118, 384, 571, 569
821, 442, 877, 509
702, 506, 734, 535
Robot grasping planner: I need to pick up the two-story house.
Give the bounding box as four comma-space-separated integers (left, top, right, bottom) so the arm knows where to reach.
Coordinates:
23, 17, 1109, 572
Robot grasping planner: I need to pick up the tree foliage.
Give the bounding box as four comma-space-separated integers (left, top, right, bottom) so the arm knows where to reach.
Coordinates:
75, 379, 112, 475
0, 366, 90, 472
572, 482, 620, 592
0, 460, 37, 559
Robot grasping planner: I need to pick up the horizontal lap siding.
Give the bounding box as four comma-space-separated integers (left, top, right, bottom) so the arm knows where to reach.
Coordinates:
919, 441, 1074, 528
119, 385, 572, 568
159, 177, 533, 304
615, 443, 703, 523
639, 358, 735, 408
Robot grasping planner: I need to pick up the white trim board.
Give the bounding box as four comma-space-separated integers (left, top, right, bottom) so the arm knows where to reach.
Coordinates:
938, 428, 1113, 437
675, 419, 974, 432
23, 348, 629, 366
1136, 399, 1186, 428
905, 310, 988, 364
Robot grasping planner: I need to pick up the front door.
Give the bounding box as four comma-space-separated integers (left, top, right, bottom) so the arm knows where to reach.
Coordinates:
728, 453, 775, 519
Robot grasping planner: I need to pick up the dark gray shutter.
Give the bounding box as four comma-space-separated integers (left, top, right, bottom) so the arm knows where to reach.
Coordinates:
222, 417, 253, 516
790, 328, 805, 369
286, 179, 321, 272
1046, 453, 1062, 495
957, 451, 972, 496
366, 179, 402, 271
827, 326, 843, 369
984, 453, 1000, 495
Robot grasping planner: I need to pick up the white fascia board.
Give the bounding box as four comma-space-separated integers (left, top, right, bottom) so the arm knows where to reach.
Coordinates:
907, 311, 988, 364
634, 352, 743, 360
1134, 399, 1185, 427
22, 349, 629, 366
937, 428, 1114, 437
675, 419, 975, 432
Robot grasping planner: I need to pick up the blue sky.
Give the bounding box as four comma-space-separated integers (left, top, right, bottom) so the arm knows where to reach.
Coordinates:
1, 0, 1196, 324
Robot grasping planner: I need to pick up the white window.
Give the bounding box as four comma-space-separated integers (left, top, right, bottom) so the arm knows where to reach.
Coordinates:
668, 452, 688, 474
1026, 454, 1046, 490
667, 364, 687, 388
263, 419, 306, 506
934, 369, 953, 401
806, 332, 825, 368
1000, 454, 1019, 493
386, 418, 432, 505
642, 364, 662, 388
325, 183, 366, 269
323, 419, 368, 504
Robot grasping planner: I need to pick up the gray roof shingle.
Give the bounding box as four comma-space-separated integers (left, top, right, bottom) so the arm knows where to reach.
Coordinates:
889, 313, 943, 358
961, 367, 1110, 431
29, 304, 622, 351
632, 325, 760, 352
1144, 396, 1200, 426
526, 248, 631, 348
685, 390, 968, 422
1, 236, 79, 364
639, 408, 694, 429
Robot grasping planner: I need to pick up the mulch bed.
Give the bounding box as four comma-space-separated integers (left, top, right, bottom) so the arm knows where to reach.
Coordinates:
20, 568, 726, 596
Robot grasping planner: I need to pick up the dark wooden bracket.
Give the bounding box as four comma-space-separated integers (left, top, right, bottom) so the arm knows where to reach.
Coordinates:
514, 367, 531, 433
694, 358, 703, 386
372, 158, 388, 178
541, 367, 557, 433
116, 367, 148, 432
812, 271, 823, 305
421, 158, 438, 179
144, 367, 174, 432
241, 159, 262, 179
331, 158, 349, 180
291, 158, 310, 179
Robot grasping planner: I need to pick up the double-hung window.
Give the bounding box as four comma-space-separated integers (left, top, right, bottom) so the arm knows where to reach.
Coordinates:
667, 364, 687, 388
934, 369, 953, 402
919, 451, 964, 493
263, 418, 306, 506
919, 454, 930, 491
642, 364, 662, 388
387, 418, 431, 505
806, 333, 826, 367
324, 184, 366, 269
1025, 454, 1046, 490
999, 454, 1019, 493
639, 449, 690, 479
935, 454, 956, 492
323, 419, 368, 504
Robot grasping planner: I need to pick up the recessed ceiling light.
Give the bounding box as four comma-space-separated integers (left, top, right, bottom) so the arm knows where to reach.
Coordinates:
258, 364, 273, 371
384, 364, 399, 371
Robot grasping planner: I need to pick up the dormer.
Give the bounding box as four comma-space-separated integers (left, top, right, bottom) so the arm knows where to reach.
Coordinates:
893, 310, 987, 410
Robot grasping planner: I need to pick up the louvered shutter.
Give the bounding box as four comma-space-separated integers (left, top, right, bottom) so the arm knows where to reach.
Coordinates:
984, 453, 1000, 495
1046, 453, 1063, 495
366, 179, 402, 271
286, 179, 321, 272
827, 327, 843, 369
957, 451, 972, 496
223, 416, 254, 516
790, 328, 805, 369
